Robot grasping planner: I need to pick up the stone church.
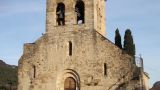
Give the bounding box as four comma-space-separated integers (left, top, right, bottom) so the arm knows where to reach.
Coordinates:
18, 0, 143, 90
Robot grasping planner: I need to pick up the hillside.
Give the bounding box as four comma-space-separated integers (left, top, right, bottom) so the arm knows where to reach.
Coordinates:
0, 60, 17, 90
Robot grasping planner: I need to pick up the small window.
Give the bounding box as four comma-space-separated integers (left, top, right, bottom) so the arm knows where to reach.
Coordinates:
75, 0, 85, 24
69, 41, 72, 56
104, 63, 107, 76
56, 3, 65, 26
33, 65, 36, 78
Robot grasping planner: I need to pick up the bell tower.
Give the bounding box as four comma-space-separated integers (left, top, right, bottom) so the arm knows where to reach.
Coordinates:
46, 0, 106, 36
94, 0, 106, 36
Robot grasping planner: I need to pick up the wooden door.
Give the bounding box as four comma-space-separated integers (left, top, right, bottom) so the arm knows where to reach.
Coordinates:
64, 77, 76, 90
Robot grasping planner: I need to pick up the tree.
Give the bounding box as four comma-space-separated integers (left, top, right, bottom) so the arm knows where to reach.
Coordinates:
123, 29, 135, 57
115, 28, 122, 49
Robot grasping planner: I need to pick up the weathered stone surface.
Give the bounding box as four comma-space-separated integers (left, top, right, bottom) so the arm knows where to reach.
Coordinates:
18, 29, 135, 90
18, 0, 137, 90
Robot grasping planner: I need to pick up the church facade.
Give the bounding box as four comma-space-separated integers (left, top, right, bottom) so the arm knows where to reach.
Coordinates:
18, 0, 139, 90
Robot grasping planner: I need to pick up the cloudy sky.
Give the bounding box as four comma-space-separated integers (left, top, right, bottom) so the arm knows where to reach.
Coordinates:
0, 0, 160, 87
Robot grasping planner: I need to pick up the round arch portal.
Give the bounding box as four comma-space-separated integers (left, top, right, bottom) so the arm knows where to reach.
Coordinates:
56, 69, 80, 90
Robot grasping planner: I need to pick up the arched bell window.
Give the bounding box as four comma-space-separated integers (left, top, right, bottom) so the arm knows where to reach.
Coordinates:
56, 2, 65, 26
75, 0, 85, 24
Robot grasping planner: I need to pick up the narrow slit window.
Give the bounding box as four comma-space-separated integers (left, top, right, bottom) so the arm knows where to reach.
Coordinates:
33, 65, 36, 78
104, 63, 107, 76
69, 41, 72, 56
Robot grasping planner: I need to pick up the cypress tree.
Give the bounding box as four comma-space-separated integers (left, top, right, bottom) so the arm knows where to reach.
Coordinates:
115, 28, 122, 49
123, 29, 136, 57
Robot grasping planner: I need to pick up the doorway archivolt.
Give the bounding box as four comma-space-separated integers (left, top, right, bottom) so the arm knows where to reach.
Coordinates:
56, 69, 80, 90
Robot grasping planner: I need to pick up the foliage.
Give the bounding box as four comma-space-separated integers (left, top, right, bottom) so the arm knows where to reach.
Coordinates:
0, 60, 17, 90
115, 28, 122, 49
123, 29, 136, 57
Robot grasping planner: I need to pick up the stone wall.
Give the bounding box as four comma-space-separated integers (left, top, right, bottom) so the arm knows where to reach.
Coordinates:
18, 0, 136, 90
18, 29, 134, 90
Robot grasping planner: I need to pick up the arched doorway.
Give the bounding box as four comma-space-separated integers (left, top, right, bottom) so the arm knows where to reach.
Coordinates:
56, 69, 80, 90
64, 77, 76, 90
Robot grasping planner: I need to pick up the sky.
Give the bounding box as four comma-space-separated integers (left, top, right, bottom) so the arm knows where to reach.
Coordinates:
0, 0, 160, 87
